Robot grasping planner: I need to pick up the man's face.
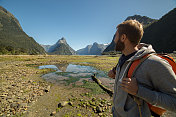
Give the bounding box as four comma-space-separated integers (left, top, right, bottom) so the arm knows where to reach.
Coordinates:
114, 30, 125, 51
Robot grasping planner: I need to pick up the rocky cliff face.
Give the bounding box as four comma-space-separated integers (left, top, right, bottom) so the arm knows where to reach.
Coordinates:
0, 6, 46, 55
43, 37, 76, 55
76, 42, 108, 55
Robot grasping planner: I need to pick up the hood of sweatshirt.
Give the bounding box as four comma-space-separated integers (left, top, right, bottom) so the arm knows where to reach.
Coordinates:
127, 43, 156, 62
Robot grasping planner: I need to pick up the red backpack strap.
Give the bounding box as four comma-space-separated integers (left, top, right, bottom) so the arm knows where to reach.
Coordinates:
127, 54, 151, 78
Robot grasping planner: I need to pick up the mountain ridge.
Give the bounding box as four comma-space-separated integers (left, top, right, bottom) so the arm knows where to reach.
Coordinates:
125, 15, 157, 28
0, 6, 46, 55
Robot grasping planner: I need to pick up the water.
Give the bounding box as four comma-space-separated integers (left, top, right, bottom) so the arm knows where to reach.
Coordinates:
39, 63, 114, 87
39, 64, 108, 77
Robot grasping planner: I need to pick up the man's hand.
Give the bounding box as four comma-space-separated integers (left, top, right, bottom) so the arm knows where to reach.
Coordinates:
108, 70, 115, 79
121, 77, 138, 95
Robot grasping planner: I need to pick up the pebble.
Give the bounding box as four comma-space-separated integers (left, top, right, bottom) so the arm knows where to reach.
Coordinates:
50, 111, 56, 116
8, 99, 13, 103
20, 103, 28, 108
58, 101, 68, 108
96, 106, 103, 113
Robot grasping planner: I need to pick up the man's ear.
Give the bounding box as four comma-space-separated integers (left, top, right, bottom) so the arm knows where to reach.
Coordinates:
121, 34, 127, 42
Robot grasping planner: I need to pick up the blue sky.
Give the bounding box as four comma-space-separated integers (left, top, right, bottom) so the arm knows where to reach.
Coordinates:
0, 0, 176, 50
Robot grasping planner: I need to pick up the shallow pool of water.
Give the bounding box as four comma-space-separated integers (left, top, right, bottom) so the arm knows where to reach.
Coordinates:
39, 63, 114, 87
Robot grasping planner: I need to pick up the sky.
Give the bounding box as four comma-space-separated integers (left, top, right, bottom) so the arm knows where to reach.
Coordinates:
0, 0, 176, 50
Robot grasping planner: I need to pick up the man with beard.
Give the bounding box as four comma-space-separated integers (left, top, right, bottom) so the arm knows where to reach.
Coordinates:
108, 20, 176, 117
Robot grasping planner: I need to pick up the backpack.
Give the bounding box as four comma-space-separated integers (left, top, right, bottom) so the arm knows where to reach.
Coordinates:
127, 53, 176, 116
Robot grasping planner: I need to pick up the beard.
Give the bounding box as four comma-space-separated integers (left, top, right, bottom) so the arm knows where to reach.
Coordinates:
115, 39, 125, 51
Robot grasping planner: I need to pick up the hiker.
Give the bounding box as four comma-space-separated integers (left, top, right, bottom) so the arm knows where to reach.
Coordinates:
108, 20, 176, 117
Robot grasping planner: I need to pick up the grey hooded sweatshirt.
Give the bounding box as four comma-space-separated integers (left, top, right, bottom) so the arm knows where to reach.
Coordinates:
112, 43, 176, 117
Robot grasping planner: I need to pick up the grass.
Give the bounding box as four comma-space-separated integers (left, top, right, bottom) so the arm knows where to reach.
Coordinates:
56, 72, 75, 76
80, 80, 105, 95
63, 77, 80, 86
0, 55, 119, 72
39, 68, 57, 74
26, 63, 38, 67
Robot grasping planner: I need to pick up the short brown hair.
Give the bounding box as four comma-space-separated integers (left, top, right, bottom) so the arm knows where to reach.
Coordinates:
117, 20, 143, 45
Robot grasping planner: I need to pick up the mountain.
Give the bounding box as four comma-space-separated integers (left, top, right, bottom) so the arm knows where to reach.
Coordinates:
141, 8, 176, 53
40, 44, 51, 52
76, 42, 109, 55
76, 45, 92, 55
44, 37, 76, 55
102, 15, 157, 54
125, 15, 157, 28
0, 6, 46, 55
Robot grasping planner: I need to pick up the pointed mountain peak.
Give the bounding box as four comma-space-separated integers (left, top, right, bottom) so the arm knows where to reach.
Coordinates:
93, 42, 98, 45
47, 37, 76, 55
57, 37, 67, 44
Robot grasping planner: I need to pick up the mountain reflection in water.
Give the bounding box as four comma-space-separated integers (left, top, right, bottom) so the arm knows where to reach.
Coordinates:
39, 63, 114, 88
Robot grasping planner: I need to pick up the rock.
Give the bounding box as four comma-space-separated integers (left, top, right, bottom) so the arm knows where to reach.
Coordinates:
98, 113, 103, 116
50, 111, 56, 116
1, 107, 5, 112
82, 104, 86, 107
100, 100, 105, 104
28, 80, 33, 83
107, 103, 112, 106
6, 105, 10, 111
16, 99, 23, 104
68, 102, 73, 106
89, 101, 96, 106
11, 95, 15, 98
102, 107, 105, 112
20, 90, 24, 93
99, 103, 104, 107
22, 110, 27, 114
8, 99, 13, 103
58, 101, 68, 108
32, 94, 37, 98
20, 96, 26, 101
19, 103, 28, 108
96, 106, 102, 113
104, 106, 108, 110
92, 97, 96, 101
44, 85, 50, 93
0, 95, 7, 97
17, 93, 22, 97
